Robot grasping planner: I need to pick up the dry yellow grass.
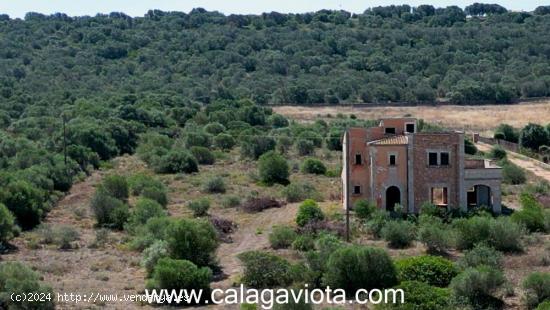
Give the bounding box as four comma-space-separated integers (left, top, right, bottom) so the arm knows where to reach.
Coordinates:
274, 101, 550, 135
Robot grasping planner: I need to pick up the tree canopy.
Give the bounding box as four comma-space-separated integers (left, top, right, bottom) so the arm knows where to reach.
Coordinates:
0, 5, 549, 107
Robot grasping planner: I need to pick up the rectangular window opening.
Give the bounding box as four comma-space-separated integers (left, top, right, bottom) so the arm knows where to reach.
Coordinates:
355, 154, 362, 165
353, 185, 361, 195
428, 152, 438, 166
385, 127, 396, 134
389, 154, 396, 166
406, 123, 415, 133
440, 152, 450, 166
431, 187, 448, 206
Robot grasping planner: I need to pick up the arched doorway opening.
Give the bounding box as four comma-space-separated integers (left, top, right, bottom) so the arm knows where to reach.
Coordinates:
467, 184, 492, 208
386, 186, 401, 212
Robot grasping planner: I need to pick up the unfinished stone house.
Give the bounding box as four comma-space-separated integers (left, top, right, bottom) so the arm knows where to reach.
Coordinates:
342, 118, 502, 214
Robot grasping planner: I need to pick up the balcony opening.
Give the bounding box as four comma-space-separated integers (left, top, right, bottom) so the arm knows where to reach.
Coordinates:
431, 187, 448, 207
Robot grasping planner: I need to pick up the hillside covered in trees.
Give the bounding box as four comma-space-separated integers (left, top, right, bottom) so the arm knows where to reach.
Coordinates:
1, 4, 550, 107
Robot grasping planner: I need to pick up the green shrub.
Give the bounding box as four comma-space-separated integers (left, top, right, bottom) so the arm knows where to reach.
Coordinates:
258, 151, 289, 185
365, 210, 390, 238
522, 272, 550, 309
38, 224, 80, 250
450, 266, 506, 306
296, 139, 315, 156
297, 131, 323, 148
268, 114, 289, 128
489, 145, 507, 160
90, 190, 129, 229
130, 216, 173, 251
536, 301, 550, 310
204, 122, 226, 135
166, 218, 218, 267
281, 182, 320, 203
458, 244, 503, 270
296, 199, 325, 227
100, 174, 129, 200
240, 135, 276, 159
381, 220, 416, 248
276, 135, 293, 154
490, 217, 525, 252
272, 288, 313, 310
213, 133, 236, 150
303, 234, 344, 287
269, 225, 297, 249
323, 246, 398, 294
238, 251, 293, 288
241, 304, 258, 310
148, 258, 211, 304
315, 233, 343, 258
141, 186, 168, 208
0, 203, 18, 245
512, 192, 546, 233
154, 149, 199, 174
182, 131, 212, 148
292, 235, 316, 252
520, 192, 544, 209
187, 198, 210, 217
502, 161, 526, 185
520, 123, 549, 151
128, 173, 164, 196
417, 215, 453, 254
419, 202, 446, 218
0, 262, 55, 310
190, 146, 215, 165
142, 240, 169, 276
202, 176, 226, 193
384, 281, 451, 310
221, 195, 241, 208
454, 215, 524, 252
0, 180, 44, 230
109, 203, 130, 230
128, 198, 165, 228
301, 158, 326, 175
453, 215, 493, 250
464, 138, 478, 155
326, 128, 344, 151
395, 255, 458, 287
495, 124, 519, 143
354, 199, 376, 220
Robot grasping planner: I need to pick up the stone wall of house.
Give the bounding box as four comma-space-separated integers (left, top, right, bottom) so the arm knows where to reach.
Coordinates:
370, 144, 408, 210
410, 133, 464, 212
346, 128, 370, 206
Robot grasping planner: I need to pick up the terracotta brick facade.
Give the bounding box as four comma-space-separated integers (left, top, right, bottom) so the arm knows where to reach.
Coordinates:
342, 118, 502, 214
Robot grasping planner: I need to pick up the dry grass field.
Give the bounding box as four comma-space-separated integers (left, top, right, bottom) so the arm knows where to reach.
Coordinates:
274, 101, 550, 135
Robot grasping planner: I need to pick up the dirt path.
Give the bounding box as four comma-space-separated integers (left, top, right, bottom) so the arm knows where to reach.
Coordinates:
2, 158, 147, 310
476, 142, 550, 183
211, 203, 300, 289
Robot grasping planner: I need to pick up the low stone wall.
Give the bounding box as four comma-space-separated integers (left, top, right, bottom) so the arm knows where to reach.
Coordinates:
475, 135, 520, 152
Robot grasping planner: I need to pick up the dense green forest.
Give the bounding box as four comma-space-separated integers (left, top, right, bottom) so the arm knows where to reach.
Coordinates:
1, 4, 550, 107
1, 4, 550, 235
2, 5, 550, 310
